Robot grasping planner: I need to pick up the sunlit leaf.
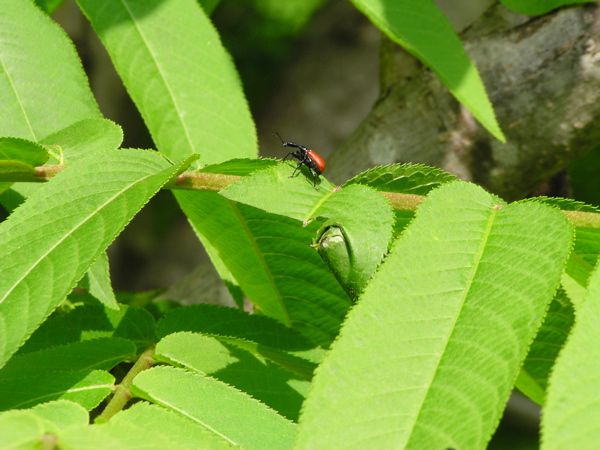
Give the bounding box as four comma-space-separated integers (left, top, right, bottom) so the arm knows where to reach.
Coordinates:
76, 0, 256, 163
297, 182, 572, 449
0, 150, 191, 368
349, 0, 505, 141
542, 263, 600, 448
132, 366, 296, 449
0, 0, 100, 140
0, 369, 113, 411
59, 402, 232, 449
155, 332, 313, 420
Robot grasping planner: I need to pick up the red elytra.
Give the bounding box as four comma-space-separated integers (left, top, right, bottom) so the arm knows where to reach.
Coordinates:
307, 149, 326, 174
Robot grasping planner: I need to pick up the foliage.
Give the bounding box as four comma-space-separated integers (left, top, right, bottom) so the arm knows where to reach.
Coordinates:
500, 0, 595, 16
297, 183, 572, 449
542, 262, 600, 448
350, 0, 505, 142
0, 0, 599, 449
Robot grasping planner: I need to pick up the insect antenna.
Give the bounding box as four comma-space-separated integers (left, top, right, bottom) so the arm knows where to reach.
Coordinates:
274, 132, 286, 146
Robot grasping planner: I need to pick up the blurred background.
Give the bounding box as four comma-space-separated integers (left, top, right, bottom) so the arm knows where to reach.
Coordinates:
45, 1, 600, 448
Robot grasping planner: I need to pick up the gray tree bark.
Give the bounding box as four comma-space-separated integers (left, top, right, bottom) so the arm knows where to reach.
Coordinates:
326, 3, 600, 200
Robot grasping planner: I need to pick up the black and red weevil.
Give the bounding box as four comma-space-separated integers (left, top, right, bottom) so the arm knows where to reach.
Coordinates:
276, 132, 326, 187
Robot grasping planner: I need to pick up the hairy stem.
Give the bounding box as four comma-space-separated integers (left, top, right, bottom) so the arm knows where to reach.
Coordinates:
173, 171, 240, 191
95, 346, 155, 423
5, 164, 600, 229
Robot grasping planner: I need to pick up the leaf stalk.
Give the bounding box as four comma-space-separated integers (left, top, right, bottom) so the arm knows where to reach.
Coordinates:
95, 346, 155, 423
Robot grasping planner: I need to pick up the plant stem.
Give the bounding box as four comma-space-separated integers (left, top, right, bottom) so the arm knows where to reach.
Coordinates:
381, 192, 424, 211
172, 171, 240, 191
34, 164, 63, 180
7, 164, 600, 229
95, 346, 155, 424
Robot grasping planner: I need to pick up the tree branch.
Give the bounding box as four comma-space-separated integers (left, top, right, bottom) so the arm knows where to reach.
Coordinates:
95, 346, 155, 423
4, 164, 599, 229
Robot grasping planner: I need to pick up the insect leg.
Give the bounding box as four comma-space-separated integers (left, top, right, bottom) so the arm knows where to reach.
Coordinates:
290, 162, 303, 178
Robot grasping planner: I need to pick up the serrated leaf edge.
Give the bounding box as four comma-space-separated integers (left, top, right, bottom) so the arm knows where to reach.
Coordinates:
132, 366, 295, 446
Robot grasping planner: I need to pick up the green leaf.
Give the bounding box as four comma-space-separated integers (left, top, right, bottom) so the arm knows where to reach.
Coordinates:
34, 0, 66, 14
177, 193, 286, 324
573, 227, 600, 271
155, 332, 312, 420
562, 223, 600, 308
0, 338, 132, 411
218, 336, 317, 379
198, 0, 221, 15
76, 0, 256, 164
0, 120, 123, 229
156, 332, 315, 379
343, 162, 454, 241
0, 369, 113, 411
41, 118, 124, 163
75, 0, 258, 326
500, 0, 594, 16
85, 253, 119, 310
345, 163, 457, 195
158, 331, 315, 380
132, 366, 296, 449
0, 0, 100, 140
28, 400, 89, 430
221, 164, 336, 222
0, 338, 135, 380
0, 410, 50, 448
520, 198, 600, 306
542, 263, 600, 448
20, 303, 157, 355
220, 165, 393, 324
349, 0, 505, 142
313, 184, 394, 296
562, 257, 589, 309
59, 402, 233, 449
0, 160, 38, 182
178, 164, 351, 344
516, 289, 575, 405
0, 137, 49, 166
200, 158, 278, 176
0, 150, 190, 368
0, 400, 87, 448
534, 197, 600, 214
176, 193, 351, 345
297, 182, 572, 449
0, 137, 49, 184
157, 304, 313, 352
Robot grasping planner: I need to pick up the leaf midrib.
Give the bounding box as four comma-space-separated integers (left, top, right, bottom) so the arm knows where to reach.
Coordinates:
0, 355, 133, 380
13, 379, 114, 409
0, 55, 37, 140
228, 200, 291, 326
0, 169, 162, 309
403, 204, 500, 448
117, 0, 196, 156
303, 188, 336, 223
142, 391, 238, 446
